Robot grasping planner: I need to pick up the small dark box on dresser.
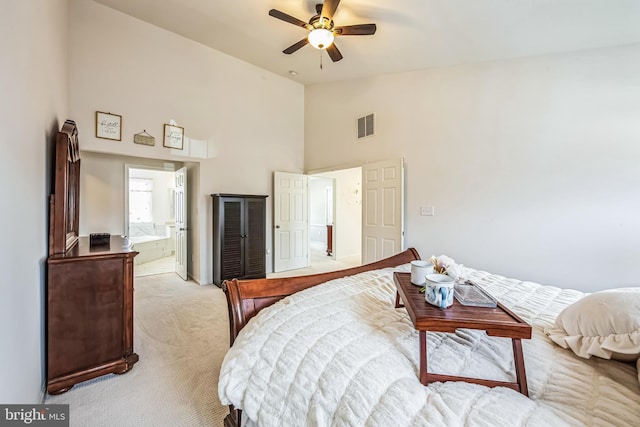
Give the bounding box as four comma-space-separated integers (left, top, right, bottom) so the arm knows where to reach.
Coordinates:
89, 232, 110, 247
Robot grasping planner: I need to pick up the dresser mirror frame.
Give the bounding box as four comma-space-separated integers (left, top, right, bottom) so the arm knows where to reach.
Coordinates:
49, 120, 81, 255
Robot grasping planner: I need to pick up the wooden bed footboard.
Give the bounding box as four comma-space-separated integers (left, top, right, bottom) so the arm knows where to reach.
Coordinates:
222, 248, 420, 346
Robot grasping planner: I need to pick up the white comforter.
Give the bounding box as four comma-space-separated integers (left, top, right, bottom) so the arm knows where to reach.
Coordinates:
218, 264, 640, 426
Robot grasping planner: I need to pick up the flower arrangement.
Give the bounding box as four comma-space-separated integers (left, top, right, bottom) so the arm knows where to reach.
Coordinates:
419, 255, 466, 293
427, 255, 464, 281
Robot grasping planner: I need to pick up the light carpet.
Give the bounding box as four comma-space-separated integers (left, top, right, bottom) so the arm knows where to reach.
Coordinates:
46, 273, 230, 426
267, 242, 360, 279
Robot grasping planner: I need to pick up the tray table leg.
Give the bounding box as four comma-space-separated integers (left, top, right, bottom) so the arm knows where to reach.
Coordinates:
419, 331, 427, 385
512, 338, 529, 397
395, 291, 404, 308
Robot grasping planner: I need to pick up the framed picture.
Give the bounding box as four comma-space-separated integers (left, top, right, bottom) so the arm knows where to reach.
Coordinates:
163, 124, 184, 150
95, 111, 122, 141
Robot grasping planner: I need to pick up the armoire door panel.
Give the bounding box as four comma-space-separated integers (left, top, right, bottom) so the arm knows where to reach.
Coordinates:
221, 200, 243, 280
245, 198, 266, 277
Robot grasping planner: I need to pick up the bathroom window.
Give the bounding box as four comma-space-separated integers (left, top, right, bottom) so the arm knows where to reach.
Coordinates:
129, 178, 153, 223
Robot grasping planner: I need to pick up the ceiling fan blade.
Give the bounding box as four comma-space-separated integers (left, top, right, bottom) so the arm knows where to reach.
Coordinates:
269, 9, 311, 30
283, 38, 310, 54
326, 43, 343, 62
335, 23, 377, 36
320, 0, 341, 21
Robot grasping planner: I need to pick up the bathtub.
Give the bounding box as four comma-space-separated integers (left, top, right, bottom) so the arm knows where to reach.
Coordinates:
129, 226, 175, 265
130, 234, 174, 265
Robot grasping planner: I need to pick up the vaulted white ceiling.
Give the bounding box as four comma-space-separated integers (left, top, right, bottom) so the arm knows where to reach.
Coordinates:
92, 0, 640, 85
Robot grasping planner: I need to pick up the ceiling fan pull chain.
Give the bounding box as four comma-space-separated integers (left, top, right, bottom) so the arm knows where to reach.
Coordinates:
320, 51, 323, 70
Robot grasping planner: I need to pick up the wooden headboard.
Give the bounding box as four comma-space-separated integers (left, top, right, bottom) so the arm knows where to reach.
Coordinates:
222, 248, 420, 346
49, 120, 81, 256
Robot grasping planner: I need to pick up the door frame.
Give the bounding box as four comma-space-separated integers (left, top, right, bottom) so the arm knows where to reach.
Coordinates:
124, 163, 184, 277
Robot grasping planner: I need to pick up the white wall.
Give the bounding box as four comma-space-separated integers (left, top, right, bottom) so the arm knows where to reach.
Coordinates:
70, 0, 304, 283
0, 0, 69, 402
305, 44, 640, 292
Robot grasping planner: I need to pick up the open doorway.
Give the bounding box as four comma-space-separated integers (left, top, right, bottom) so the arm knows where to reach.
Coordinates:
127, 167, 176, 277
310, 167, 362, 269
271, 158, 402, 278
309, 176, 334, 263
269, 167, 362, 279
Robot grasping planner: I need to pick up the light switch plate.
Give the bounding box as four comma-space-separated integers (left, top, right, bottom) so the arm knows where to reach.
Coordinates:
420, 206, 435, 216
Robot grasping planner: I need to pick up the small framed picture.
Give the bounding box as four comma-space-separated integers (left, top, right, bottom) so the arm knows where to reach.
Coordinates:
95, 111, 122, 141
163, 124, 184, 150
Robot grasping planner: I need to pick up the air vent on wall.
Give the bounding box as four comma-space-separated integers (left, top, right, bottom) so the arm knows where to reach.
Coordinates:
357, 113, 375, 139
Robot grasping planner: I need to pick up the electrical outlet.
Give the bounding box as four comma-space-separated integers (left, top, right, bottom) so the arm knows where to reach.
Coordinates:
420, 206, 435, 216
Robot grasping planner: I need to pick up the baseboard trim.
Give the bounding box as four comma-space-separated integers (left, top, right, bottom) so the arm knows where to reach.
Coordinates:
187, 273, 212, 286
40, 380, 47, 403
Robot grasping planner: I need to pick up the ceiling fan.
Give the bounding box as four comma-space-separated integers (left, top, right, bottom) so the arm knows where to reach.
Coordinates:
269, 0, 377, 62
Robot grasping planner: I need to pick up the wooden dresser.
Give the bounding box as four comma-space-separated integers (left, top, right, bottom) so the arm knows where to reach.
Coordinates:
47, 236, 138, 394
46, 121, 139, 394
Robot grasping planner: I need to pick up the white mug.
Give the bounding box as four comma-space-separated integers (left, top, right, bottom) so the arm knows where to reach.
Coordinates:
410, 260, 435, 285
424, 274, 455, 308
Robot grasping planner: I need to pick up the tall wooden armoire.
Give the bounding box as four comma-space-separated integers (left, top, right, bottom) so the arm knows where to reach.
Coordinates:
211, 194, 267, 286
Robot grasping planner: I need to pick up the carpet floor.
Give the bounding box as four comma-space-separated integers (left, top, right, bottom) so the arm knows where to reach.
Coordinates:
45, 273, 230, 426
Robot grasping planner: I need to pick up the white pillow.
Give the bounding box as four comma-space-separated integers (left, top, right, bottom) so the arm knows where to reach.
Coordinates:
545, 288, 640, 361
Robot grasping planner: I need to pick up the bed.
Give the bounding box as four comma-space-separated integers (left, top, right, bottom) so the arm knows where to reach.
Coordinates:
218, 249, 640, 426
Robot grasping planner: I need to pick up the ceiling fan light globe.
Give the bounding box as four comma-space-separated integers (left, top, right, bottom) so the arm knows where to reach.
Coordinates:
308, 28, 334, 50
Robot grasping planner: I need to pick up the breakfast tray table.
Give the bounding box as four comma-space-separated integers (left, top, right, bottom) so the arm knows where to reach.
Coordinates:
393, 272, 532, 395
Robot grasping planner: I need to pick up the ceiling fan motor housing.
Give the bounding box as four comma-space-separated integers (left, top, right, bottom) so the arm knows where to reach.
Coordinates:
309, 14, 335, 31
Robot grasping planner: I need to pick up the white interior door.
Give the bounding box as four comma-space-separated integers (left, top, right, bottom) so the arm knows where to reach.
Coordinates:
174, 167, 188, 280
274, 171, 309, 272
362, 158, 404, 264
